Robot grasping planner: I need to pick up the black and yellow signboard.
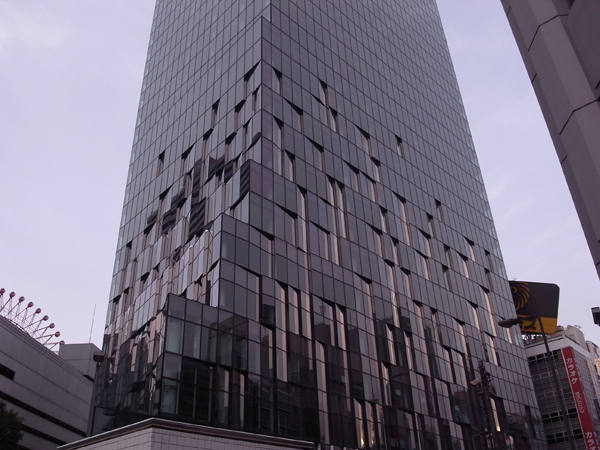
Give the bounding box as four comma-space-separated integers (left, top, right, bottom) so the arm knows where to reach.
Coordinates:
509, 281, 559, 334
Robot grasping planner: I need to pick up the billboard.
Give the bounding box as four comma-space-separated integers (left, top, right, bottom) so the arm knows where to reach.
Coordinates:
509, 281, 559, 334
562, 347, 600, 450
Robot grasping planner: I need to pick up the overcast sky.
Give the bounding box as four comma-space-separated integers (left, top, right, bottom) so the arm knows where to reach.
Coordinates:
1, 0, 599, 348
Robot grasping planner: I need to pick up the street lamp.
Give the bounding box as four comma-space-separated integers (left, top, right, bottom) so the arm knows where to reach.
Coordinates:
498, 316, 576, 450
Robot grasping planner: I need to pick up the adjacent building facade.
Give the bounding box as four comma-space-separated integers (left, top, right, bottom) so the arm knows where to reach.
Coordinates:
0, 316, 97, 449
91, 1, 547, 448
584, 339, 600, 385
525, 326, 600, 449
500, 0, 600, 279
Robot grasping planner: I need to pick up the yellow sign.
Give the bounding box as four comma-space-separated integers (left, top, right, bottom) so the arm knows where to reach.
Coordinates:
509, 281, 559, 334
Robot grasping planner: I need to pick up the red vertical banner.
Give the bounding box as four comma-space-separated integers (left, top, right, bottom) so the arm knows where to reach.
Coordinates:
562, 347, 600, 450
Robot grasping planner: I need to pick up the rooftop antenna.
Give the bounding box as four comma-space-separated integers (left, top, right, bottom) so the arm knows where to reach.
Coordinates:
88, 303, 97, 344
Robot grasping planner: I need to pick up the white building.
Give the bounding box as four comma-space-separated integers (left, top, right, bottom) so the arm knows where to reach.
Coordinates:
0, 316, 99, 449
525, 325, 600, 448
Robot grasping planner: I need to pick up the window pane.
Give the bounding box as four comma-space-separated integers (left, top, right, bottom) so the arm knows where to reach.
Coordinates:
166, 317, 184, 354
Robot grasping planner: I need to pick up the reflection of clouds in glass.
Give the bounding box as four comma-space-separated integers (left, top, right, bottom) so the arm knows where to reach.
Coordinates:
0, 1, 67, 54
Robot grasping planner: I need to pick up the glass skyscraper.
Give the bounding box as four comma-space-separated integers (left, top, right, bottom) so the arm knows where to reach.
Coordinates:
91, 1, 547, 448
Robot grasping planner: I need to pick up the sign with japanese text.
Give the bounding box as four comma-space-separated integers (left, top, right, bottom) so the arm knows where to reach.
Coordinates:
562, 347, 600, 450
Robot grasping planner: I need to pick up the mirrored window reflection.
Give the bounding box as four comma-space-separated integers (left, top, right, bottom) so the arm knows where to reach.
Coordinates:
355, 399, 366, 449
398, 196, 411, 245
273, 68, 282, 94
416, 252, 430, 280
161, 379, 178, 414
166, 317, 184, 353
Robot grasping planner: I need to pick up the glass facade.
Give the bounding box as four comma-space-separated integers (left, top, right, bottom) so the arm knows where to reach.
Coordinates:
91, 1, 547, 448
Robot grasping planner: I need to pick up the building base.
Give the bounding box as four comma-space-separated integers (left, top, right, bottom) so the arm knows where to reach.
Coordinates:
58, 418, 315, 450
